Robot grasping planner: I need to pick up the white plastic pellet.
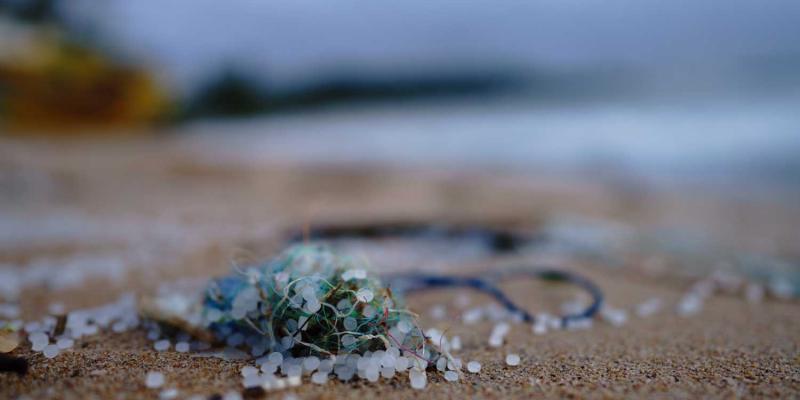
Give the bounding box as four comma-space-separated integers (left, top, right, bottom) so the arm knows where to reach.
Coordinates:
381, 353, 396, 368
56, 338, 74, 349
301, 285, 316, 302
241, 366, 259, 377
635, 298, 663, 318
493, 322, 510, 336
267, 351, 283, 365
365, 367, 379, 382
451, 336, 462, 351
677, 294, 702, 316
269, 378, 285, 390
444, 370, 459, 382
381, 366, 395, 379
32, 340, 48, 352
601, 307, 628, 327
175, 341, 190, 353
260, 362, 277, 374
287, 375, 302, 386
154, 339, 170, 351
145, 371, 165, 389
395, 356, 409, 371
341, 334, 356, 347
462, 308, 483, 325
397, 319, 413, 333
436, 357, 447, 372
356, 288, 374, 302
336, 366, 355, 381
409, 370, 427, 390
280, 336, 294, 350
505, 353, 521, 366
159, 388, 179, 399
43, 344, 59, 359
286, 365, 302, 378
311, 371, 328, 384
336, 299, 352, 312
29, 332, 48, 346
305, 299, 321, 313
467, 361, 481, 373
30, 333, 49, 351
489, 322, 510, 348
319, 359, 334, 374
303, 356, 321, 372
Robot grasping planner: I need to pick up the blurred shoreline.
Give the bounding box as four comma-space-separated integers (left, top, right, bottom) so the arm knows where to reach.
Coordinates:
179, 94, 800, 191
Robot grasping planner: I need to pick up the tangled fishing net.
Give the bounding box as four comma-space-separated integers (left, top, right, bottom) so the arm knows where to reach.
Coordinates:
199, 244, 444, 368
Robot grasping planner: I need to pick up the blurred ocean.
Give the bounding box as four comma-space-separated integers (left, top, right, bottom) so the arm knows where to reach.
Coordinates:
184, 94, 800, 191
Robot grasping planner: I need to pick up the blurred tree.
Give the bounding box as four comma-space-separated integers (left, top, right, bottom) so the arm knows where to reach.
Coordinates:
0, 0, 59, 24
186, 69, 266, 118
0, 0, 171, 134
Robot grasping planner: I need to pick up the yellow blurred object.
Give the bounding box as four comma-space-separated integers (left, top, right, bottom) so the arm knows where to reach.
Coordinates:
0, 22, 170, 135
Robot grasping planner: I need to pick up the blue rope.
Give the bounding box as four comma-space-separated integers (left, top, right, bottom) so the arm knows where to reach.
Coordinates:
385, 268, 604, 327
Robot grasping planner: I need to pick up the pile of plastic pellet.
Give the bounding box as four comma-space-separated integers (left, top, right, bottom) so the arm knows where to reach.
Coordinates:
140, 244, 465, 391
20, 294, 139, 359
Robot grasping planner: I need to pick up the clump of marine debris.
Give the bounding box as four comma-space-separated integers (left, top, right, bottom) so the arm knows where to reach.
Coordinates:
140, 244, 460, 393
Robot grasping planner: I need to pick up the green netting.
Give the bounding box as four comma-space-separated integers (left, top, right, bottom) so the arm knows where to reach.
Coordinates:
202, 244, 434, 360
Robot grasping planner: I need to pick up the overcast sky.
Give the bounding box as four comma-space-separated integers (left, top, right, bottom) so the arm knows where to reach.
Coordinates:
66, 0, 800, 90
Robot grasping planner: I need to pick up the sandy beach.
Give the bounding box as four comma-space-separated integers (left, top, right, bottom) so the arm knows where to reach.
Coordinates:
1, 137, 798, 399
